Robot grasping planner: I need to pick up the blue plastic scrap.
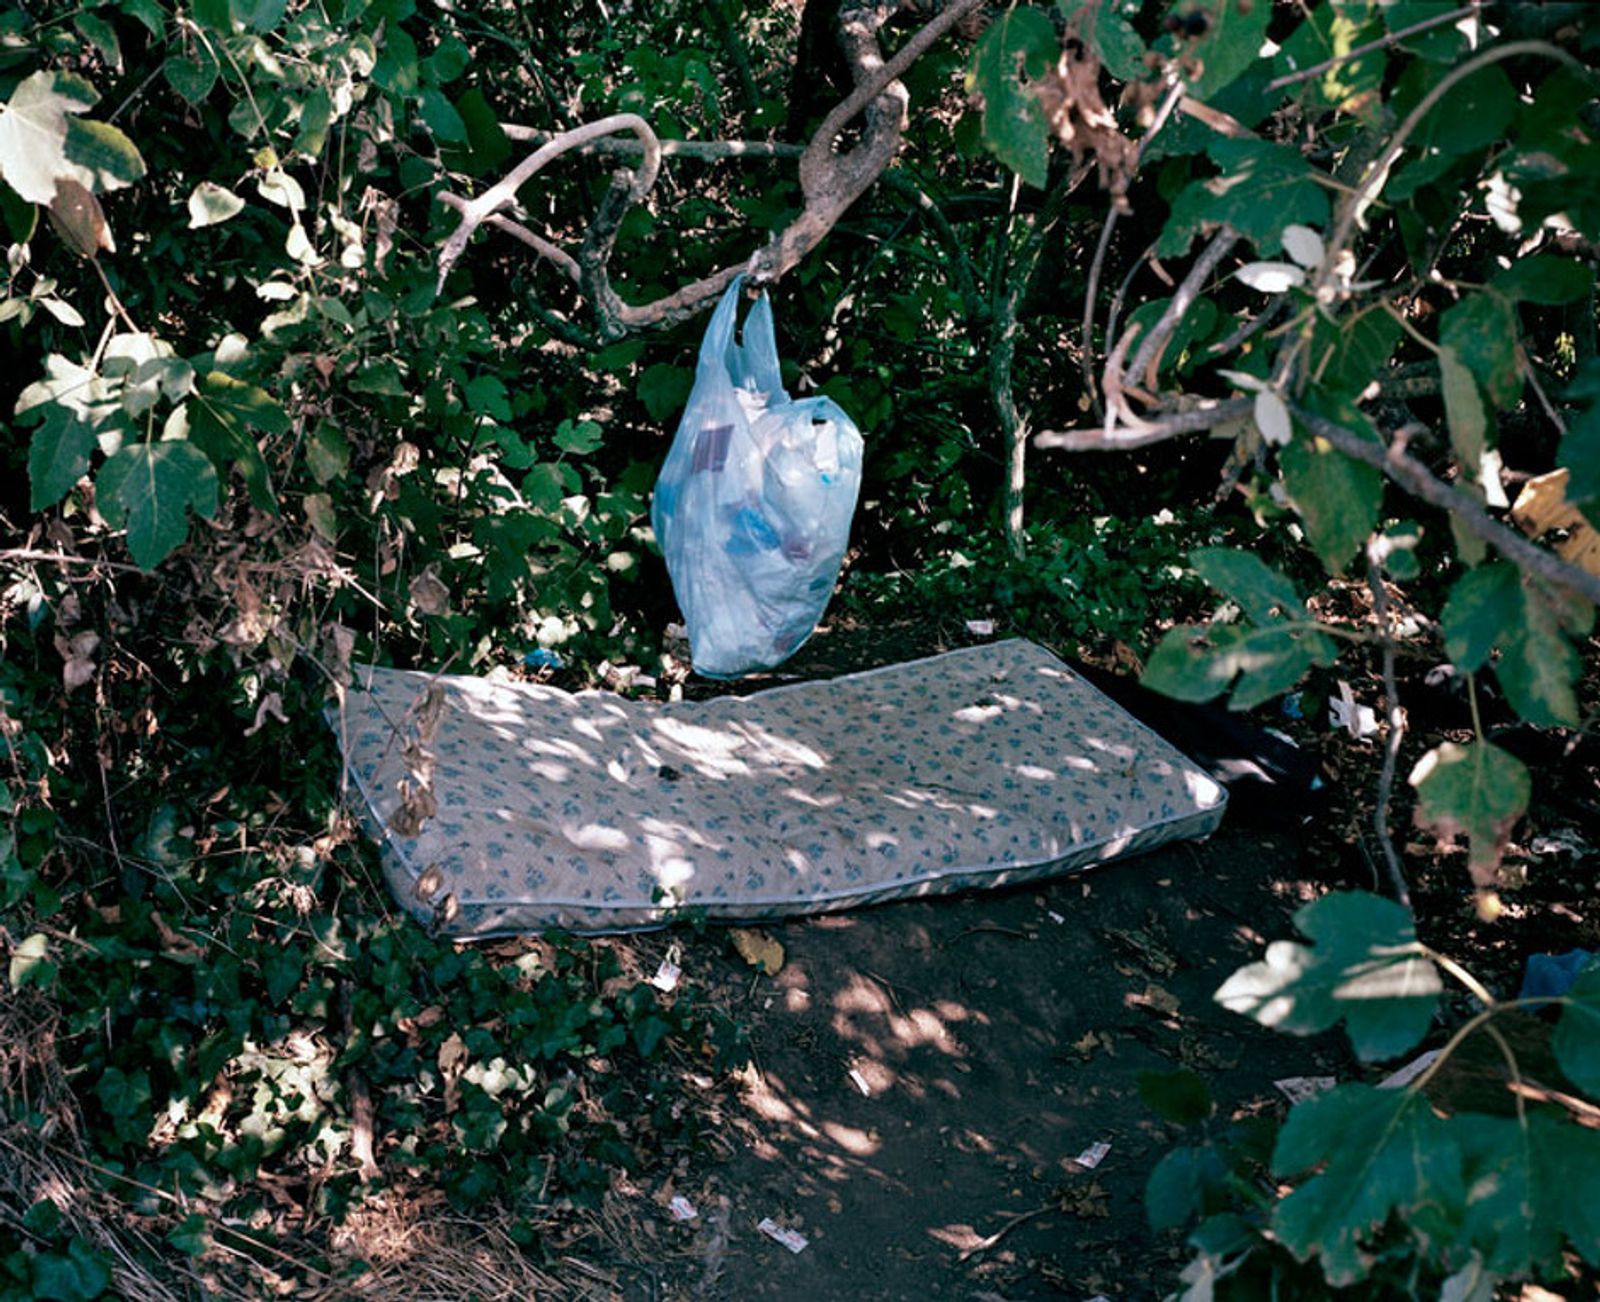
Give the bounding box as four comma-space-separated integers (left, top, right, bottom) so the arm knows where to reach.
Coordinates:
651, 276, 863, 679
1518, 948, 1595, 1006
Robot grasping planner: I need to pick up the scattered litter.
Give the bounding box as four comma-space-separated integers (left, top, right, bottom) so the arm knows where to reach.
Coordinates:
523, 648, 563, 671
1519, 949, 1596, 1006
730, 928, 785, 975
965, 619, 996, 636
665, 622, 688, 643
848, 1067, 872, 1097
756, 1218, 809, 1254
1047, 909, 1066, 925
1378, 1049, 1440, 1090
651, 959, 681, 993
596, 659, 614, 681
669, 1195, 698, 1222
1280, 691, 1304, 720
1072, 1140, 1112, 1170
1529, 829, 1587, 858
1328, 680, 1379, 739
634, 672, 658, 690
1274, 1075, 1337, 1105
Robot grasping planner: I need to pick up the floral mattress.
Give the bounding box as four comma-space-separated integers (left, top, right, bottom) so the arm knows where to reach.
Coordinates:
332, 639, 1227, 936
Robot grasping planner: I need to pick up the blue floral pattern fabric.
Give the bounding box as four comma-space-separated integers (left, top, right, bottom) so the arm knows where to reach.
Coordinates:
331, 640, 1227, 936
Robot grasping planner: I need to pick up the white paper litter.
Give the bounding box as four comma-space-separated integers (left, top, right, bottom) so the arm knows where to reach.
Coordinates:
669, 1195, 698, 1222
1073, 1141, 1112, 1170
848, 1067, 871, 1097
1329, 679, 1379, 739
1274, 1075, 1337, 1105
756, 1218, 808, 1253
1378, 1049, 1440, 1090
1047, 910, 1066, 925
965, 619, 996, 636
651, 960, 681, 993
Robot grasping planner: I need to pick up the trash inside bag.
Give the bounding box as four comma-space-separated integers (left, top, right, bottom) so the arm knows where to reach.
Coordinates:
652, 276, 863, 678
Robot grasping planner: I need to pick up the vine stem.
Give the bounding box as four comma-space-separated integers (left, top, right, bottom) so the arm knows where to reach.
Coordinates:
1366, 554, 1411, 907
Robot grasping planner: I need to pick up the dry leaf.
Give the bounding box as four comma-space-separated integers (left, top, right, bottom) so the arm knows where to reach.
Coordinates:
1512, 469, 1600, 577
242, 691, 288, 737
408, 567, 451, 616
730, 928, 784, 975
47, 177, 114, 257
55, 630, 100, 691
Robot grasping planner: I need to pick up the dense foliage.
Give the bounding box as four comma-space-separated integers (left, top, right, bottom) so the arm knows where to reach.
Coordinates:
1, 0, 1598, 1296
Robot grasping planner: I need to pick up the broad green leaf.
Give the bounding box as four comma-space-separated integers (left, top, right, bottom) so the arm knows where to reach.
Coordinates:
103, 332, 194, 416
236, 0, 287, 33
1191, 547, 1307, 624
187, 180, 244, 228
164, 53, 218, 105
1215, 891, 1441, 1062
463, 374, 512, 420
188, 371, 287, 512
351, 358, 408, 397
1441, 563, 1519, 672
1273, 4, 1383, 113
293, 85, 333, 157
1493, 255, 1594, 305
97, 440, 220, 569
1142, 620, 1332, 712
0, 70, 144, 204
1441, 564, 1586, 727
1553, 962, 1600, 1098
426, 36, 472, 85
970, 7, 1057, 188
1309, 307, 1401, 400
1062, 0, 1145, 83
1439, 347, 1488, 480
1561, 400, 1600, 526
1457, 1111, 1600, 1275
1440, 291, 1520, 407
306, 421, 349, 485
1137, 1069, 1212, 1125
419, 88, 467, 144
1146, 1146, 1228, 1232
1159, 138, 1329, 257
1410, 741, 1530, 884
1279, 405, 1383, 575
1271, 1084, 1463, 1287
76, 12, 123, 68
27, 403, 99, 510
30, 1237, 112, 1302
0, 175, 37, 242
373, 24, 420, 96
454, 87, 511, 174
1185, 0, 1271, 101
554, 419, 603, 456
1408, 63, 1517, 156
638, 363, 692, 423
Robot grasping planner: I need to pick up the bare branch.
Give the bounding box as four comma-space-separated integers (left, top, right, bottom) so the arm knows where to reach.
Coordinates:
1035, 396, 1252, 451
1366, 553, 1412, 908
1293, 404, 1600, 608
1122, 226, 1237, 392
501, 123, 805, 160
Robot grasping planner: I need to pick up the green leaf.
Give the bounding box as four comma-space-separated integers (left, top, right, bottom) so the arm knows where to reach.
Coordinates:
1457, 1111, 1600, 1275
1308, 307, 1401, 400
1493, 255, 1594, 305
293, 85, 333, 157
1279, 406, 1383, 575
1441, 563, 1519, 672
373, 24, 420, 96
1190, 546, 1307, 624
186, 180, 246, 228
1143, 620, 1332, 711
1064, 0, 1145, 82
463, 374, 512, 420
164, 53, 218, 106
97, 441, 219, 569
0, 175, 37, 242
638, 363, 692, 423
165, 1213, 211, 1257
419, 88, 467, 143
1410, 63, 1517, 156
1273, 5, 1383, 113
0, 70, 144, 204
30, 1237, 111, 1302
1159, 138, 1330, 257
1186, 0, 1271, 100
970, 7, 1057, 188
1409, 741, 1530, 884
1215, 891, 1441, 1062
1271, 1084, 1463, 1287
1439, 346, 1488, 480
1146, 1146, 1228, 1232
1552, 960, 1600, 1098
1137, 1069, 1212, 1125
425, 35, 471, 85
27, 402, 99, 510
187, 371, 287, 512
554, 419, 603, 456
1441, 564, 1586, 727
1440, 291, 1520, 407
454, 87, 511, 174
632, 1012, 671, 1059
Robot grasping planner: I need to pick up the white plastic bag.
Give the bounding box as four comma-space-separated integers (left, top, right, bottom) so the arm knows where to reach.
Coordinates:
652, 276, 863, 678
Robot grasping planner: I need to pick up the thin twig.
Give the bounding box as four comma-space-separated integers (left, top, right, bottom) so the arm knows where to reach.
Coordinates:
957, 1205, 1050, 1261
501, 124, 804, 160
1036, 395, 1252, 451
1366, 552, 1412, 908
1122, 226, 1238, 393
1266, 3, 1478, 91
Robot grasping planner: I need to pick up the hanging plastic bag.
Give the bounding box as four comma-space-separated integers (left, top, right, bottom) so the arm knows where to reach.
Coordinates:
652, 276, 863, 679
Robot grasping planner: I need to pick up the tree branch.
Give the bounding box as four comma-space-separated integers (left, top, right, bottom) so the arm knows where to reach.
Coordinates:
438, 0, 987, 338
501, 123, 805, 160
1293, 404, 1600, 608
1034, 396, 1252, 451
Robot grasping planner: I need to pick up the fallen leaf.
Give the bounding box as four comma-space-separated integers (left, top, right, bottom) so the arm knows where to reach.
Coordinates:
730, 928, 784, 975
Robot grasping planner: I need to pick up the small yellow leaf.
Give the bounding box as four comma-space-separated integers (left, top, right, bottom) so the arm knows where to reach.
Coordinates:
730, 928, 784, 975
